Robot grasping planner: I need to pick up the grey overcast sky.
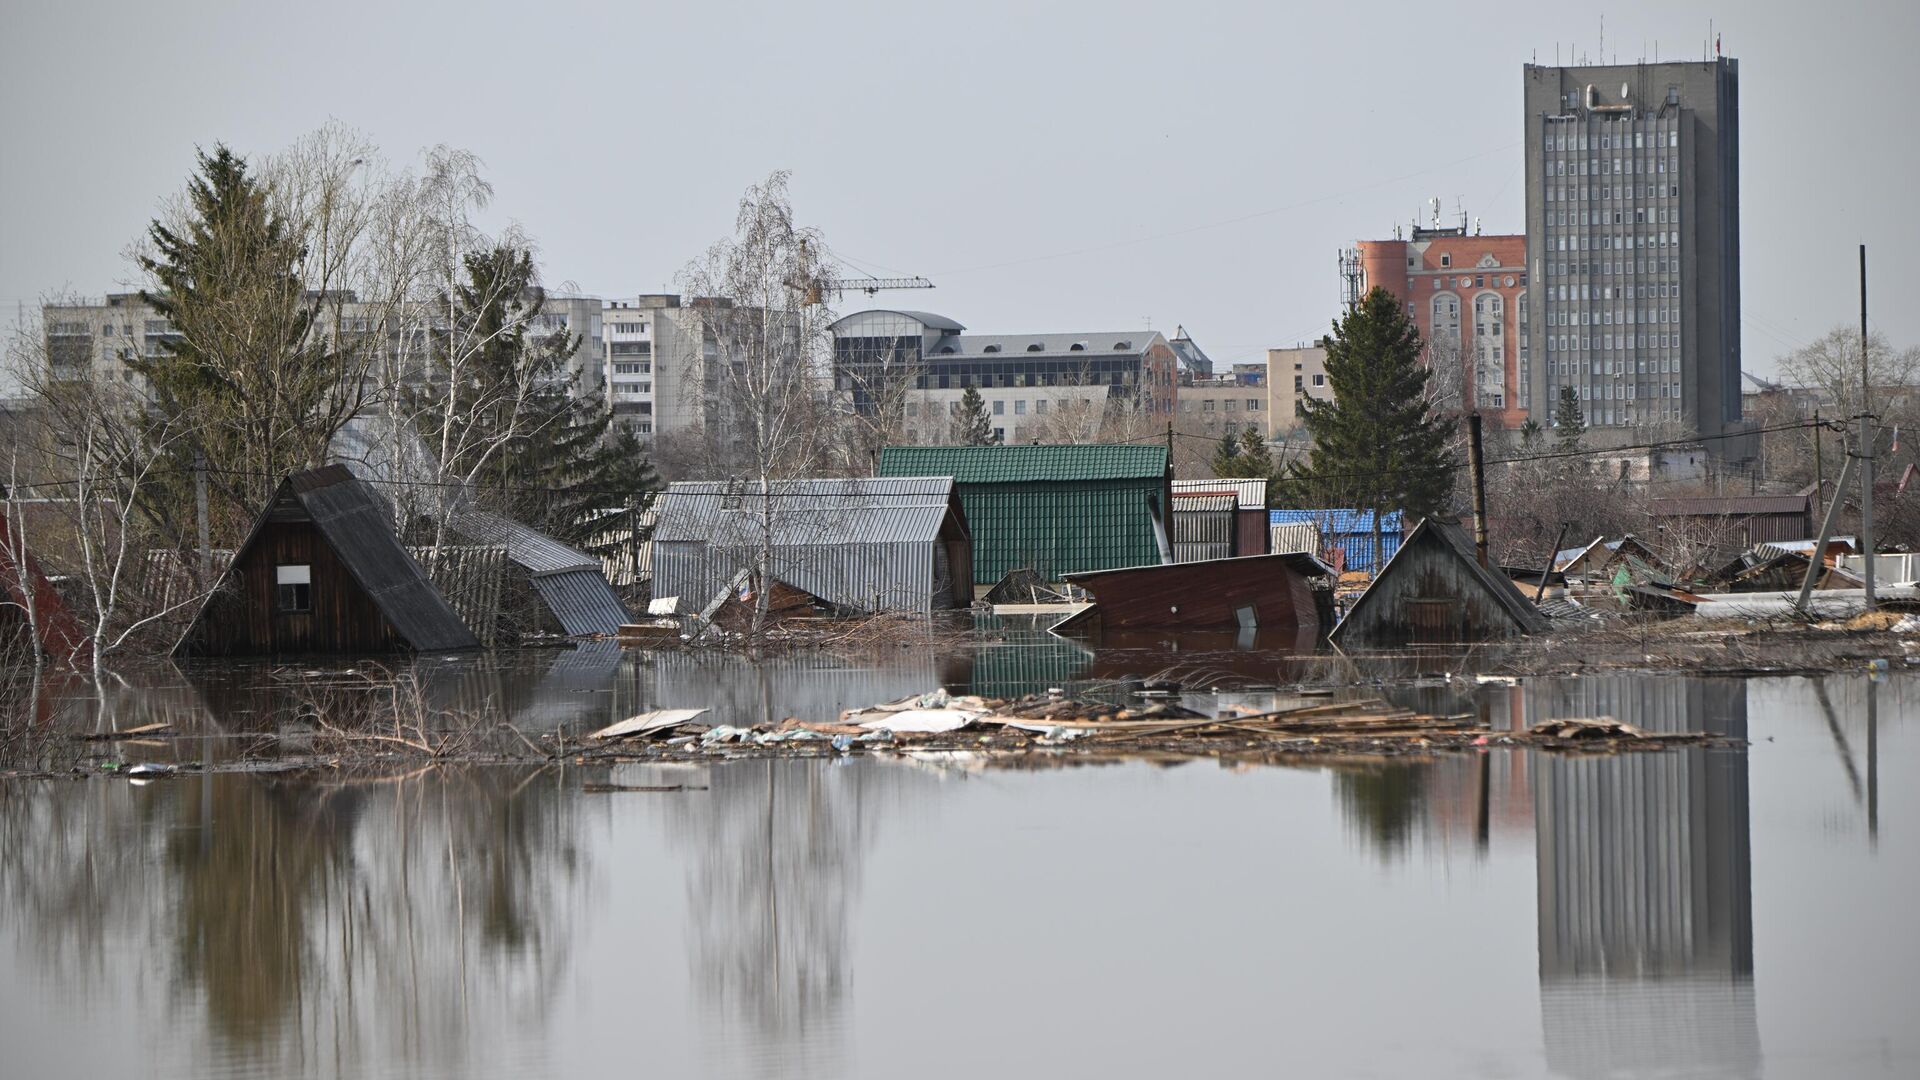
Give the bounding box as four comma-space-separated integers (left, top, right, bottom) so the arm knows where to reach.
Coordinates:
4, 0, 1916, 377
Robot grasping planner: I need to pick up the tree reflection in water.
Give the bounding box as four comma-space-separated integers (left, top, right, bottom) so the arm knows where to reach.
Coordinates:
0, 766, 583, 1077
667, 753, 942, 1078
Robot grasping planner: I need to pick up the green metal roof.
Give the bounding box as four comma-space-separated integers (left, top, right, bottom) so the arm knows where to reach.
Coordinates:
878, 444, 1168, 484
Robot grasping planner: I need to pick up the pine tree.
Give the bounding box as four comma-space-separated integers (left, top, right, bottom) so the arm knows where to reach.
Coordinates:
1284, 287, 1455, 566
1552, 387, 1586, 449
956, 384, 997, 445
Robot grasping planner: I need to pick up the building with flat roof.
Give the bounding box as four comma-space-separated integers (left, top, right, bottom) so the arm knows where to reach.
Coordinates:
1267, 344, 1332, 428
1354, 227, 1529, 428
1522, 57, 1744, 455
831, 309, 1177, 445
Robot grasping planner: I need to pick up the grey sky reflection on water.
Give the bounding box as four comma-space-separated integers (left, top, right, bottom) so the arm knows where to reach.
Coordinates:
0, 670, 1914, 1078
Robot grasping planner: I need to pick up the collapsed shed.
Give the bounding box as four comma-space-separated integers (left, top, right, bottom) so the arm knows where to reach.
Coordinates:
878, 444, 1171, 593
650, 477, 972, 615
1053, 551, 1334, 636
445, 508, 631, 637
1331, 517, 1550, 648
175, 466, 480, 656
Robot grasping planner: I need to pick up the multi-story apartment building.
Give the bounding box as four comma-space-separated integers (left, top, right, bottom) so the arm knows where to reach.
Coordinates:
831, 309, 1177, 445
1267, 344, 1332, 426
41, 290, 605, 394
1355, 227, 1529, 428
1522, 57, 1743, 451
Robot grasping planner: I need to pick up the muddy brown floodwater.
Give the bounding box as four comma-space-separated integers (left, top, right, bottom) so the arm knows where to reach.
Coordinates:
2, 628, 1917, 1078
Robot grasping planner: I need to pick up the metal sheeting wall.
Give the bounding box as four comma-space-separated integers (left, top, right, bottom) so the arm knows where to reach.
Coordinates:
960, 480, 1163, 586
1172, 501, 1235, 564
653, 538, 942, 615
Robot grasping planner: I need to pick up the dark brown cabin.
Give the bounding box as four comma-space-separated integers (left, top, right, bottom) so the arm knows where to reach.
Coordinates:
1054, 551, 1334, 635
175, 466, 479, 656
1331, 517, 1551, 648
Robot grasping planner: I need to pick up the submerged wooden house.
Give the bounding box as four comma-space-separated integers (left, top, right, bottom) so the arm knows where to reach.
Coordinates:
1054, 551, 1334, 636
175, 466, 479, 656
878, 444, 1171, 593
650, 477, 972, 615
1331, 517, 1550, 648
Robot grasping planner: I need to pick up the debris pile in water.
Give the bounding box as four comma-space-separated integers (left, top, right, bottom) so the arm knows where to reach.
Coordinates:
571, 688, 1737, 763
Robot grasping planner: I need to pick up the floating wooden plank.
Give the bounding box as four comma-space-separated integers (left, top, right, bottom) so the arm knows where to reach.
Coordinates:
590, 708, 710, 740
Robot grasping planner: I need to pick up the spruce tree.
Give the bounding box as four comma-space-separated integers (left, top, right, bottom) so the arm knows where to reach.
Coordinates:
956, 384, 997, 445
133, 145, 344, 521
413, 245, 660, 544
1214, 427, 1277, 480
1284, 287, 1455, 566
1552, 387, 1586, 449
1209, 430, 1240, 476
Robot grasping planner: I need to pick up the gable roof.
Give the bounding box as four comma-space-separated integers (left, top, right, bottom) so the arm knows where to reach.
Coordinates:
177, 466, 478, 653
1334, 517, 1550, 644
879, 444, 1169, 484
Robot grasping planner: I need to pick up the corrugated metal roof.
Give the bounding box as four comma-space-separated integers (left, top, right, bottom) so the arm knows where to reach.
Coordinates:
531, 569, 632, 636
880, 444, 1168, 483
449, 508, 599, 574
1269, 508, 1403, 535
1173, 478, 1267, 509
288, 466, 479, 651
1172, 493, 1238, 513
1650, 491, 1813, 517
652, 478, 958, 545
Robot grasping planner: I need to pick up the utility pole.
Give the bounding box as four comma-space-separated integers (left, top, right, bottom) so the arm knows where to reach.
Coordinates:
1813, 407, 1823, 495
1467, 413, 1490, 567
194, 450, 211, 586
1860, 244, 1876, 609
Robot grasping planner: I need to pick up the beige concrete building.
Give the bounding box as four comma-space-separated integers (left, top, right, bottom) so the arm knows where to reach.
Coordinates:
1268, 344, 1332, 428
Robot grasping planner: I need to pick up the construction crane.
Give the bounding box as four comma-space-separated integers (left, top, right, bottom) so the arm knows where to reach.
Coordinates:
798, 275, 935, 305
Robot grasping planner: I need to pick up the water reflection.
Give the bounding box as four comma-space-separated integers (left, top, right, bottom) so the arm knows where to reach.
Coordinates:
1528, 677, 1756, 1078
0, 767, 582, 1077
3, 669, 1910, 1078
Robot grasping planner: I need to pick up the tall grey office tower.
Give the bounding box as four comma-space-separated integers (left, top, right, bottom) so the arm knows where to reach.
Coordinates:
1523, 58, 1743, 456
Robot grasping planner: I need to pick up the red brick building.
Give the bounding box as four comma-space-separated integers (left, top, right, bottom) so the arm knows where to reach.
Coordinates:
1355, 226, 1529, 430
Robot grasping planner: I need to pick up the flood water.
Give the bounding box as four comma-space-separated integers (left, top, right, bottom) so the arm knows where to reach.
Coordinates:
2, 644, 1916, 1078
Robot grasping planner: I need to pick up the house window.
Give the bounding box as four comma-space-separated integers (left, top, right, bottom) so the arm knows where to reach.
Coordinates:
276, 565, 312, 613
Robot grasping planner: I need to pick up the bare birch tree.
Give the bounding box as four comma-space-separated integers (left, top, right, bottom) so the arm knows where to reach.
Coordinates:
678, 172, 839, 630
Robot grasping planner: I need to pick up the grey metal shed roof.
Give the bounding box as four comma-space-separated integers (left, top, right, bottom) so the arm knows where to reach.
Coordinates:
447, 508, 631, 634
1173, 478, 1269, 510
449, 508, 599, 574
653, 478, 960, 545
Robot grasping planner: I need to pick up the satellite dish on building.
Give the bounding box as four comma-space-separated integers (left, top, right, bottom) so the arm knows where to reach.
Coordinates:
1620, 81, 1631, 100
